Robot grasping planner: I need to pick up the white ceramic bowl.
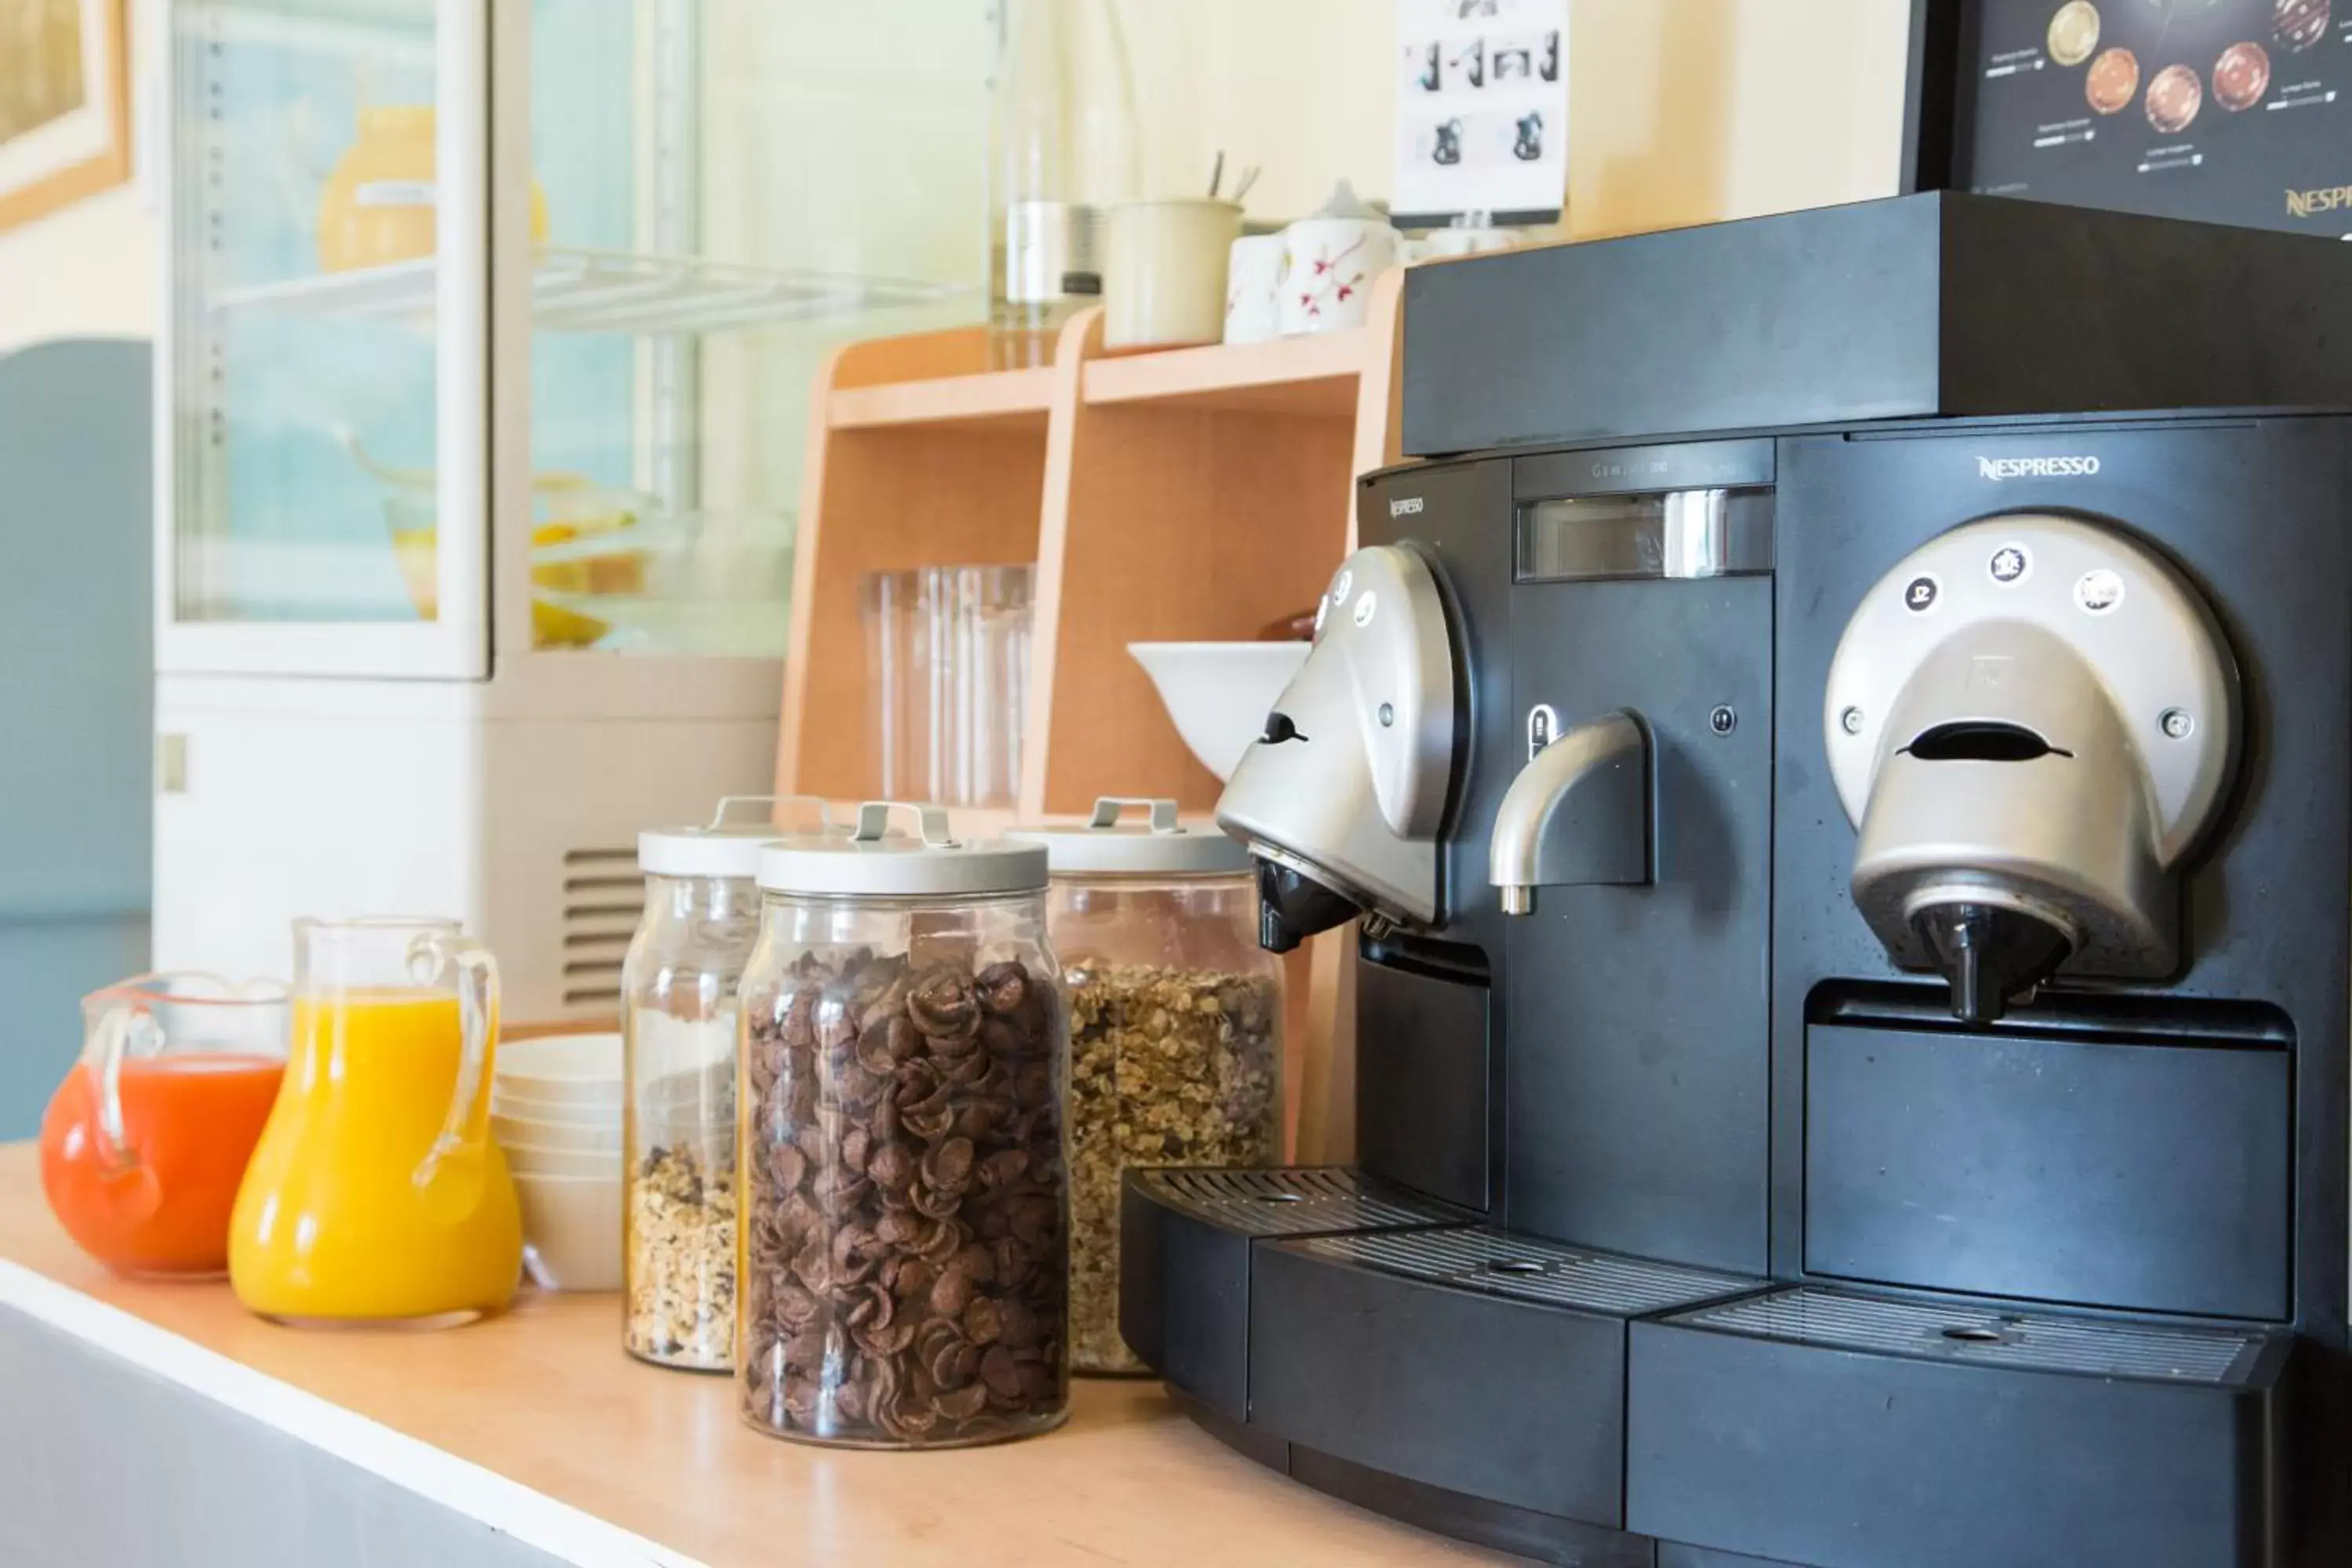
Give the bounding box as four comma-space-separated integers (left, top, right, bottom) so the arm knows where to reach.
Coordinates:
490, 1089, 622, 1127
1127, 641, 1313, 782
494, 1033, 623, 1105
514, 1171, 622, 1292
500, 1139, 622, 1179
492, 1113, 622, 1156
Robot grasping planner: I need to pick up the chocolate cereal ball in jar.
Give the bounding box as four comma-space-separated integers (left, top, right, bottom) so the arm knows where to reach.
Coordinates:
736, 804, 1068, 1447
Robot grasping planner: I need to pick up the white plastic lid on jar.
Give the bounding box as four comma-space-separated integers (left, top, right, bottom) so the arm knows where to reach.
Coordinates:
756, 801, 1048, 898
638, 796, 835, 879
1006, 797, 1251, 877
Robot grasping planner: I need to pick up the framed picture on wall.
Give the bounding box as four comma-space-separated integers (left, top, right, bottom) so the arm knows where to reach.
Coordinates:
0, 0, 130, 234
1906, 0, 2352, 238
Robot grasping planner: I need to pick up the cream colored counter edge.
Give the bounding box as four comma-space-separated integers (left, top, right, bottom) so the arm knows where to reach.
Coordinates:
0, 1258, 706, 1568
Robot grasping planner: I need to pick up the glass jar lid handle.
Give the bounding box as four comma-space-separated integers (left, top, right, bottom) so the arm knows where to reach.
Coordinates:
855, 800, 958, 847
1088, 797, 1182, 833
711, 794, 832, 833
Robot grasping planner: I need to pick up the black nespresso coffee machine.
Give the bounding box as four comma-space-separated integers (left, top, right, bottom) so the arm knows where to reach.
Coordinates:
1121, 194, 2352, 1567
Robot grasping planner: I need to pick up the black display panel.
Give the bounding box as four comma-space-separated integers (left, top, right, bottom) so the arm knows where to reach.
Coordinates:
1936, 0, 2352, 234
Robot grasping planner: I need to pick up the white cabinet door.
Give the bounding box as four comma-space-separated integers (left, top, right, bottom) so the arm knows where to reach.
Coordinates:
156, 0, 491, 679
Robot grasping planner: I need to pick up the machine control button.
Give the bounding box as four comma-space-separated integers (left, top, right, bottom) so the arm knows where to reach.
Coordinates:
2074, 568, 2125, 614
2161, 708, 2195, 740
1904, 574, 1942, 613
1989, 544, 2031, 583
1353, 590, 1377, 627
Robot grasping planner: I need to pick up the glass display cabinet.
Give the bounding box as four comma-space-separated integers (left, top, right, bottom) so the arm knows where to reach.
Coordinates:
152, 0, 987, 1015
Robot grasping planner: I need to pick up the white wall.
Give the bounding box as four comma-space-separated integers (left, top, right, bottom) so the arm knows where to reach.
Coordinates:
0, 183, 152, 352
0, 0, 1916, 355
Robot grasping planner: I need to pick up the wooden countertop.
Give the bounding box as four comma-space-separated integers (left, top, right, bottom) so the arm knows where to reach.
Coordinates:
0, 1143, 1510, 1567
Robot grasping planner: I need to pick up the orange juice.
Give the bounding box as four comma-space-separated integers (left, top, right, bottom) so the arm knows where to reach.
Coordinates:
230, 990, 521, 1323
42, 1054, 285, 1277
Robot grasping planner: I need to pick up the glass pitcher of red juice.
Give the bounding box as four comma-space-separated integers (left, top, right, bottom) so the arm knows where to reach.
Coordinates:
41, 974, 289, 1277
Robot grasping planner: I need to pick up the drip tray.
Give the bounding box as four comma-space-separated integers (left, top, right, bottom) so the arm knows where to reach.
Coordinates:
1130, 1167, 1464, 1236
1628, 1283, 2297, 1568
1249, 1228, 1765, 1528
1119, 1167, 1469, 1423
1294, 1227, 1762, 1318
1671, 1284, 2268, 1385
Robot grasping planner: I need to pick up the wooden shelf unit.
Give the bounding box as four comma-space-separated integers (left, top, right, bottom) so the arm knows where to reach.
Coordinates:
776, 273, 1407, 1162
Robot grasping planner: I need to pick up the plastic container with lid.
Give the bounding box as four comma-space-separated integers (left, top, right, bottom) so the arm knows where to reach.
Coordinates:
1007, 797, 1283, 1374
736, 802, 1069, 1447
622, 796, 829, 1371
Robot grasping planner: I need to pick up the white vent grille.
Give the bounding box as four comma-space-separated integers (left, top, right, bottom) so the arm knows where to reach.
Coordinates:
561, 848, 641, 1007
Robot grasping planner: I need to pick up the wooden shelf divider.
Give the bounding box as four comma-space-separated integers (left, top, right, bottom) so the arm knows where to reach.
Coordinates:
1081, 327, 1373, 416
828, 367, 1056, 432
777, 270, 1411, 1163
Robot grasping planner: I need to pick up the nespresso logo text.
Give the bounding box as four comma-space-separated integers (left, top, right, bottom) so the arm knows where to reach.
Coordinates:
2287, 183, 2352, 220
1976, 455, 2102, 480
1389, 496, 1425, 517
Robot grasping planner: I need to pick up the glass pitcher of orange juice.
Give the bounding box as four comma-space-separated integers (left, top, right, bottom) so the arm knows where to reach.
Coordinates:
41, 974, 289, 1279
230, 918, 521, 1327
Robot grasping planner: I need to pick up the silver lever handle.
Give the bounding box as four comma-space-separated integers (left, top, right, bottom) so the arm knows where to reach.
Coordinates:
1488, 710, 1651, 916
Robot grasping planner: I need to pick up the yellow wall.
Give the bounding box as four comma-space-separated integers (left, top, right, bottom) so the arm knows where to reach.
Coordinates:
1120, 0, 1915, 237
0, 0, 1916, 356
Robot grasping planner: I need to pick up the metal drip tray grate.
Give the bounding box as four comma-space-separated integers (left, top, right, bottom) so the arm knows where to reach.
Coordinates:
1294, 1228, 1762, 1316
1671, 1286, 2267, 1385
1136, 1167, 1464, 1236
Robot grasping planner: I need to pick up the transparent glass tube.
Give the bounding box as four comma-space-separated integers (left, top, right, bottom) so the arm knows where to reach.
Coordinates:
865, 564, 1033, 807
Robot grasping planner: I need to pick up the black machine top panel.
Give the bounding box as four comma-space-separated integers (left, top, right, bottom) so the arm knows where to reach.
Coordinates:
1401, 191, 2352, 458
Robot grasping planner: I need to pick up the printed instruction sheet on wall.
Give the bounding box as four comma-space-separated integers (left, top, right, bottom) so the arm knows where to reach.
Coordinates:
1393, 0, 1570, 227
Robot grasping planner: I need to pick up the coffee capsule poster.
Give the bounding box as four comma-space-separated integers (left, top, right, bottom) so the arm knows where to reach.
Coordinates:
1960, 0, 2352, 234
1392, 0, 1569, 229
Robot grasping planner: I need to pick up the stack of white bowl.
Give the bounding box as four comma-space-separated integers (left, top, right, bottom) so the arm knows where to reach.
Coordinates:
492, 1033, 622, 1292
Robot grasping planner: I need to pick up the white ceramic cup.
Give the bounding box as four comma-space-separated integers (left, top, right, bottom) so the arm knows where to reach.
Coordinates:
1223, 233, 1287, 345
1104, 199, 1245, 350
1278, 217, 1400, 335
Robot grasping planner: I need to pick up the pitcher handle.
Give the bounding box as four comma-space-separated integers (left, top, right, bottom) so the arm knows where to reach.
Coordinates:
90, 1002, 166, 1174
87, 969, 254, 1172
408, 931, 500, 1195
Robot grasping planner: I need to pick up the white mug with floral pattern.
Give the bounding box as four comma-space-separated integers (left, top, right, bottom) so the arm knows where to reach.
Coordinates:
1277, 180, 1399, 336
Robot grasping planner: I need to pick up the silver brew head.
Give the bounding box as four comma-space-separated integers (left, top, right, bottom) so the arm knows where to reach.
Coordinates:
1215, 544, 1460, 952
1824, 515, 2239, 1024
